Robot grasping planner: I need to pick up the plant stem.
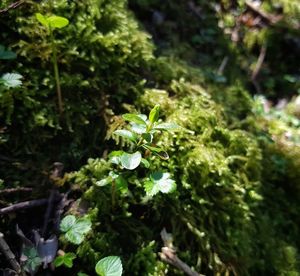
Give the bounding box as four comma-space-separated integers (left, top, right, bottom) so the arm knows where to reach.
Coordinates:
50, 27, 63, 114
111, 181, 116, 210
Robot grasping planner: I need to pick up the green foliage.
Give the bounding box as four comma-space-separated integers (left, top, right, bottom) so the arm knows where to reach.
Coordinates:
95, 256, 123, 276
0, 73, 22, 88
54, 252, 76, 268
22, 247, 42, 274
60, 215, 92, 245
36, 13, 69, 30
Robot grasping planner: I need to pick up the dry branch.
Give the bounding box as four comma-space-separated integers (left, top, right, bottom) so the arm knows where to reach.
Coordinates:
0, 232, 22, 274
0, 196, 61, 215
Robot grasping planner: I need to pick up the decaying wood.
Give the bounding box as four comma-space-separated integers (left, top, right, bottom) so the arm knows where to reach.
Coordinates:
0, 0, 25, 13
159, 228, 205, 276
0, 187, 33, 195
0, 196, 61, 215
0, 232, 22, 274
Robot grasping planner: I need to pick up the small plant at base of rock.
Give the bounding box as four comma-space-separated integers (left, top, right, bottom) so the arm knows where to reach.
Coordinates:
97, 104, 180, 198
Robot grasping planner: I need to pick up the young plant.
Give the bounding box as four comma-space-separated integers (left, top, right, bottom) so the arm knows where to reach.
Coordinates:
97, 105, 180, 197
60, 215, 91, 245
35, 13, 69, 114
95, 256, 123, 276
54, 252, 76, 268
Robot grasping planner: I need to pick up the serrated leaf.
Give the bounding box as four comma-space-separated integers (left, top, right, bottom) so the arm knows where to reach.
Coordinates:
149, 105, 160, 124
154, 122, 181, 131
144, 180, 160, 196
147, 171, 176, 196
122, 114, 146, 125
1, 73, 22, 88
47, 15, 69, 29
95, 256, 123, 276
113, 129, 137, 142
65, 230, 84, 245
36, 13, 48, 27
60, 215, 91, 245
120, 152, 142, 170
60, 215, 76, 232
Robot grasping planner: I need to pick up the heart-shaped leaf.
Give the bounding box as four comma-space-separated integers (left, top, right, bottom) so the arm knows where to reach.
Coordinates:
120, 152, 142, 170
95, 256, 123, 276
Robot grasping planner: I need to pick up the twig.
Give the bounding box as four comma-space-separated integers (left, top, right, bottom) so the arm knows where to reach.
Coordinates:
159, 228, 205, 276
251, 45, 267, 81
217, 56, 229, 75
41, 189, 59, 238
0, 187, 33, 195
159, 247, 204, 276
0, 0, 25, 13
0, 196, 61, 215
0, 232, 22, 274
53, 190, 71, 233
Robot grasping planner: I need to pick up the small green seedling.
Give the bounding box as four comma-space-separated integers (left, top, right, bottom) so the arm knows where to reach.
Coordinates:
35, 13, 69, 114
97, 104, 180, 198
60, 215, 91, 245
95, 256, 123, 276
54, 252, 76, 268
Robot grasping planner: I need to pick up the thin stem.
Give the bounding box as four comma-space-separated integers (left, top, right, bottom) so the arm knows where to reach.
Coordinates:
50, 27, 63, 114
111, 181, 116, 210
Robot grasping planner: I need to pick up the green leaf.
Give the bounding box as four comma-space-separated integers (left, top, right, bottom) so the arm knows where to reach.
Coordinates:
149, 105, 160, 124
60, 215, 91, 245
144, 180, 160, 196
96, 176, 113, 187
54, 253, 76, 268
146, 171, 176, 196
113, 130, 137, 142
154, 122, 181, 131
47, 15, 69, 29
95, 256, 123, 276
142, 133, 153, 143
0, 45, 17, 60
109, 151, 124, 165
36, 13, 48, 28
115, 175, 128, 193
130, 123, 147, 134
1, 73, 22, 88
122, 114, 147, 125
142, 145, 169, 160
60, 215, 76, 232
120, 152, 142, 170
141, 158, 150, 168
